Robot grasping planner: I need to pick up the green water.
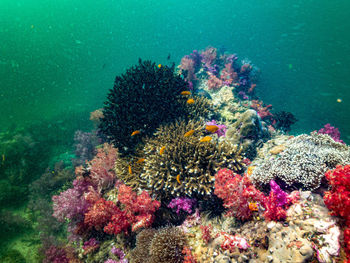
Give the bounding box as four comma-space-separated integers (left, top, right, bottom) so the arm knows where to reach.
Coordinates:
1, 0, 349, 139
0, 0, 350, 261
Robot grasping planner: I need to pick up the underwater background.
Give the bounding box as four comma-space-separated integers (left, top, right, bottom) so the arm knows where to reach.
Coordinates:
1, 0, 350, 139
1, 0, 350, 262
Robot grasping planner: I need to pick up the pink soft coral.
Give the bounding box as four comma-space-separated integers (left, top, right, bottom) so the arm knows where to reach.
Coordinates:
88, 143, 118, 192
214, 168, 265, 221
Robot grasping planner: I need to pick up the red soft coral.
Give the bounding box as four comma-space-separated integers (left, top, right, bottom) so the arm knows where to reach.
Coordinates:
214, 168, 265, 221
263, 191, 287, 221
324, 165, 350, 226
103, 209, 130, 235
117, 184, 160, 232
84, 198, 118, 231
324, 165, 350, 262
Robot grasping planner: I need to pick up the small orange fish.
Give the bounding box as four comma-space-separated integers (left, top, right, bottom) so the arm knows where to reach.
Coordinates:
136, 158, 145, 164
131, 130, 140, 136
249, 202, 258, 211
159, 146, 166, 155
176, 174, 181, 184
184, 130, 195, 137
199, 136, 212, 142
181, 91, 191, 96
158, 64, 162, 68
205, 125, 219, 133
186, 98, 195, 104
128, 165, 132, 175
247, 166, 256, 176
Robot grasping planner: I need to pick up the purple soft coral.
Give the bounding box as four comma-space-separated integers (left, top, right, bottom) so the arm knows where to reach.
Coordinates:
270, 180, 287, 207
168, 197, 195, 215
206, 120, 227, 137
318, 123, 344, 144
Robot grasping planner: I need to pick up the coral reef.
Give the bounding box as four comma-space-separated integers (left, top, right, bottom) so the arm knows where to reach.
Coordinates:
226, 109, 269, 159
116, 119, 244, 198
99, 59, 210, 155
318, 123, 344, 144
214, 168, 266, 221
251, 132, 350, 190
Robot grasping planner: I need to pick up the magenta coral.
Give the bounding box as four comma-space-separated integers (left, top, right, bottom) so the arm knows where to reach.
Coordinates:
263, 191, 287, 221
318, 123, 344, 144
214, 168, 265, 221
88, 143, 118, 192
205, 120, 227, 137
168, 197, 195, 214
269, 180, 287, 207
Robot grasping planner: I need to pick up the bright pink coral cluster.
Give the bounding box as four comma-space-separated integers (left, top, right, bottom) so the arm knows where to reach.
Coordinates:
214, 168, 265, 221
324, 165, 350, 262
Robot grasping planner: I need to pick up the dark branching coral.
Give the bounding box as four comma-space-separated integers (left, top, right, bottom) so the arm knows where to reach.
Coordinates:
273, 111, 297, 133
115, 120, 244, 198
99, 59, 212, 155
130, 227, 186, 263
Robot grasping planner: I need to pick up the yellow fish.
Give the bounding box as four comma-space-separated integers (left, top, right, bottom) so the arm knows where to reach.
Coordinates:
181, 91, 191, 96
205, 125, 219, 133
176, 174, 181, 184
249, 202, 258, 211
184, 130, 195, 137
128, 165, 132, 175
199, 136, 212, 142
159, 146, 166, 155
158, 64, 162, 68
2, 154, 4, 163
247, 166, 256, 176
131, 130, 140, 136
186, 98, 195, 104
136, 158, 145, 164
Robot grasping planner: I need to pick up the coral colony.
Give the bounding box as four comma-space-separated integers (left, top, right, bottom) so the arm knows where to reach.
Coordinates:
46, 47, 350, 263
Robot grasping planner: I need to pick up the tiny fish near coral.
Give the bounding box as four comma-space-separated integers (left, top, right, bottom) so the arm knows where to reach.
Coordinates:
136, 158, 145, 164
131, 130, 140, 136
199, 136, 212, 142
159, 146, 166, 155
184, 130, 195, 137
181, 91, 191, 95
205, 125, 219, 133
187, 98, 195, 104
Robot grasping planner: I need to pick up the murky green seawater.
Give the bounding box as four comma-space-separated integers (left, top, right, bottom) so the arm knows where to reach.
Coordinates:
1, 0, 349, 139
